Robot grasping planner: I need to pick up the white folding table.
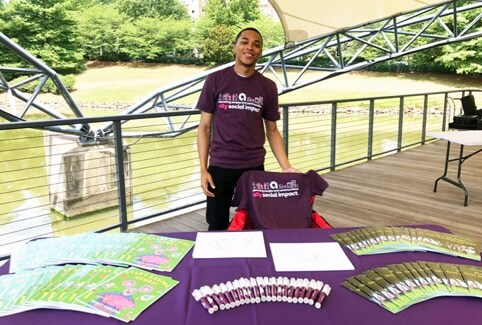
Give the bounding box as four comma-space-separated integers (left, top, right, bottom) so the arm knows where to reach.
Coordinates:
427, 131, 482, 206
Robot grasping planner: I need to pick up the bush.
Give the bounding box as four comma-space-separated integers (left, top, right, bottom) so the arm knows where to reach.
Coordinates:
9, 74, 76, 94
367, 61, 412, 73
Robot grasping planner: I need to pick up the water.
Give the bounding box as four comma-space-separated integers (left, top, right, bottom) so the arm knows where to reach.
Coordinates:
0, 111, 444, 257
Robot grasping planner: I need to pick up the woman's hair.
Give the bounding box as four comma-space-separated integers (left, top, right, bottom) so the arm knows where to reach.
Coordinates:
234, 27, 263, 45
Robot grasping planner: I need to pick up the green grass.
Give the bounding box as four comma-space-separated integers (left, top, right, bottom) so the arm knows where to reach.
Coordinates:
72, 62, 210, 103
34, 62, 481, 116
74, 63, 482, 101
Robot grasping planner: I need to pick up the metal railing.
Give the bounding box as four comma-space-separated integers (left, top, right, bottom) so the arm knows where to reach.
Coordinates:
0, 89, 480, 259
2, 0, 482, 137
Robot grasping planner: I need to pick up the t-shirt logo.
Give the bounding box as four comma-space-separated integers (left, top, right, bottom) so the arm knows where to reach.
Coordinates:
218, 92, 264, 113
251, 179, 300, 198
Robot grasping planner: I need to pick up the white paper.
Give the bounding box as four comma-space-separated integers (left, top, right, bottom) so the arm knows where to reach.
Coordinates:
192, 231, 267, 258
269, 242, 355, 271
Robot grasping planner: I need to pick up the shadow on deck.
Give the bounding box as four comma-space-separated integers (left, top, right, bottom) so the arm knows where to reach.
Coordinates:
129, 140, 482, 241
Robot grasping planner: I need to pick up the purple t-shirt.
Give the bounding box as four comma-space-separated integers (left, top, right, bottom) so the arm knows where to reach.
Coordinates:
231, 170, 329, 229
196, 66, 280, 169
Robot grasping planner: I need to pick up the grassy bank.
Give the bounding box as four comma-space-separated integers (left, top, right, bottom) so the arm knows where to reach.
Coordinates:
36, 62, 481, 114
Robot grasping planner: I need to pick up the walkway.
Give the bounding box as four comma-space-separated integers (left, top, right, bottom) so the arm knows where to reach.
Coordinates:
129, 140, 482, 241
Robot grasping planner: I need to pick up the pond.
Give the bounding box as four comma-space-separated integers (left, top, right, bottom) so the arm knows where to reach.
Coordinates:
0, 111, 444, 257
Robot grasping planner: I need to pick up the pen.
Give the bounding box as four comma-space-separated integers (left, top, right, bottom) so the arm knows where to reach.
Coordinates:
309, 281, 324, 305
314, 284, 331, 309
219, 283, 236, 308
297, 278, 308, 303
192, 289, 216, 314
287, 278, 297, 303
276, 276, 284, 302
282, 277, 290, 302
256, 276, 267, 302
226, 281, 241, 306
233, 279, 246, 305
241, 277, 255, 304
264, 276, 272, 302
269, 277, 277, 301
250, 277, 261, 303
292, 278, 302, 304
304, 279, 317, 304
212, 284, 230, 309
201, 286, 223, 311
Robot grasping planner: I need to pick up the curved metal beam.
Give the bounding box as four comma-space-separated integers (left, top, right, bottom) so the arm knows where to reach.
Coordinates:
0, 0, 480, 140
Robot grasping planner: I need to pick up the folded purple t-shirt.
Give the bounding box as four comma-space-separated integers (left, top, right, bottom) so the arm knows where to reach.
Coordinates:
232, 170, 329, 229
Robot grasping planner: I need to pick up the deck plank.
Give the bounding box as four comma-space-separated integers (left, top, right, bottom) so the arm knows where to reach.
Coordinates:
129, 140, 482, 241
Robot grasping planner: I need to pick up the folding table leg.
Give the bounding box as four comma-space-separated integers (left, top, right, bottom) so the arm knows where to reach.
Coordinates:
433, 141, 469, 206
433, 141, 451, 193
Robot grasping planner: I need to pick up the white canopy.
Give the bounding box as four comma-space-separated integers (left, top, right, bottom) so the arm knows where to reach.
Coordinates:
268, 0, 450, 42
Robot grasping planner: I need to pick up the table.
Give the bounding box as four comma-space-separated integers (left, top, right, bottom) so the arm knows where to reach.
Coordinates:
0, 226, 481, 325
428, 131, 482, 206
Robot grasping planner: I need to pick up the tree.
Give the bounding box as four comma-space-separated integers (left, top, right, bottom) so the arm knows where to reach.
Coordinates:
230, 0, 260, 22
392, 7, 481, 74
198, 0, 270, 65
201, 24, 237, 65
75, 4, 128, 61
435, 38, 482, 75
239, 15, 285, 50
118, 17, 193, 61
115, 0, 188, 20
0, 0, 84, 73
434, 8, 482, 75
203, 0, 239, 26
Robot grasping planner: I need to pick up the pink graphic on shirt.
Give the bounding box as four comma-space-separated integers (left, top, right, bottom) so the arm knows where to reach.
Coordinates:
252, 191, 262, 198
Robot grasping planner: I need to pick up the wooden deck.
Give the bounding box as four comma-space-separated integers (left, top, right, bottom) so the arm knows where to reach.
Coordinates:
129, 140, 482, 241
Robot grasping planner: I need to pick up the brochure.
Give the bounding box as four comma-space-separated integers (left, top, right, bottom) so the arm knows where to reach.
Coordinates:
342, 261, 482, 314
330, 226, 481, 260
9, 232, 195, 273
75, 267, 178, 322
0, 264, 179, 320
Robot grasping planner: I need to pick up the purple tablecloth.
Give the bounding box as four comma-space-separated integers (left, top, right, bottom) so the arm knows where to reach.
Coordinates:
0, 225, 481, 325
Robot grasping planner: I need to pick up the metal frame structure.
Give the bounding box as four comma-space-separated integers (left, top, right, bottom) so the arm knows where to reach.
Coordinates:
1, 88, 479, 259
0, 0, 481, 142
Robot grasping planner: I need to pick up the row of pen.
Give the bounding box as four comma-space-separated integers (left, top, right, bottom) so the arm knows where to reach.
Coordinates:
191, 276, 331, 314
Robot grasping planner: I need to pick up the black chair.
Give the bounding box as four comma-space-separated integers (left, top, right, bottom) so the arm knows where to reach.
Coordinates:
460, 94, 482, 118
448, 94, 481, 130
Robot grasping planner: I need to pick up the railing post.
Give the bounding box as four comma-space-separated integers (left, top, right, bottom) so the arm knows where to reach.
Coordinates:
397, 96, 404, 151
368, 99, 374, 160
422, 94, 428, 144
330, 102, 337, 171
113, 120, 129, 232
442, 92, 448, 131
282, 105, 289, 155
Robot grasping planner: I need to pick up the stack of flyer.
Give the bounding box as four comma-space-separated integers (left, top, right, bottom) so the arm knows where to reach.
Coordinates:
9, 232, 195, 273
0, 232, 195, 321
342, 261, 482, 313
330, 226, 481, 261
0, 265, 178, 321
